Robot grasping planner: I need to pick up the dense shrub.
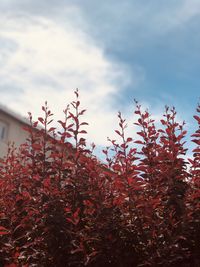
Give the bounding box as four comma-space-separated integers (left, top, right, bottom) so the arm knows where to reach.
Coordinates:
0, 90, 199, 266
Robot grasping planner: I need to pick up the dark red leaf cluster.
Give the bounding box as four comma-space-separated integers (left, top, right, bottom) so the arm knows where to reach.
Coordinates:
0, 92, 199, 267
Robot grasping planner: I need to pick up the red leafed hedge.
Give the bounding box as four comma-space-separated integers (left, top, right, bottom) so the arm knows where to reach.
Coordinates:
0, 90, 199, 267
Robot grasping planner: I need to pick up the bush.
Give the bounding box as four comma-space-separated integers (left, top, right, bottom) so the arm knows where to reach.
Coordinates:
0, 90, 199, 267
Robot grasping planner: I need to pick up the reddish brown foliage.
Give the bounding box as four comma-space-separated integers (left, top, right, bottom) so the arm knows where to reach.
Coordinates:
0, 91, 199, 267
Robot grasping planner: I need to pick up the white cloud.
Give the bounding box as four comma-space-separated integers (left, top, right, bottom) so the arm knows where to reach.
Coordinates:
0, 13, 136, 146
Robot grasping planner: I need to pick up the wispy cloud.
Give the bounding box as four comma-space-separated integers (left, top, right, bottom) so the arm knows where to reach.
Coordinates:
0, 13, 137, 146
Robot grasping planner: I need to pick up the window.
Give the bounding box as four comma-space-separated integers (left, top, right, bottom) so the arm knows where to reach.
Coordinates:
0, 120, 8, 141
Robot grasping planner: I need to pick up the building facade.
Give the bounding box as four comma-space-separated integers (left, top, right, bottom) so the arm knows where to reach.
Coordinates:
0, 104, 29, 160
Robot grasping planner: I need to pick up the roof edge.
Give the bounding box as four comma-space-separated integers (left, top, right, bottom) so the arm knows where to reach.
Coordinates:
0, 103, 30, 126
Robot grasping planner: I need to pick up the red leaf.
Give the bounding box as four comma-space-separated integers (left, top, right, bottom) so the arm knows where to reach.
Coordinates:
33, 121, 38, 127
79, 130, 87, 134
0, 226, 9, 235
80, 122, 89, 126
194, 115, 200, 123
58, 120, 66, 129
137, 131, 145, 138
166, 128, 171, 135
73, 208, 80, 220
22, 191, 31, 199
193, 148, 200, 153
79, 109, 86, 115
134, 140, 144, 145
38, 117, 44, 124
66, 218, 74, 224
63, 132, 72, 138
5, 264, 17, 267
102, 149, 108, 155
32, 143, 42, 150
135, 110, 140, 115
192, 139, 200, 145
43, 177, 51, 188
65, 207, 71, 213
48, 127, 56, 132
115, 130, 121, 136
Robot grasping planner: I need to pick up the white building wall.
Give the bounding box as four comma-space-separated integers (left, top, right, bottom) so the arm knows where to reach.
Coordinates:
0, 111, 29, 159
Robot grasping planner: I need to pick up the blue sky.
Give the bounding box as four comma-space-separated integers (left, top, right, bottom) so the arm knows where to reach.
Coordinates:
0, 0, 199, 150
